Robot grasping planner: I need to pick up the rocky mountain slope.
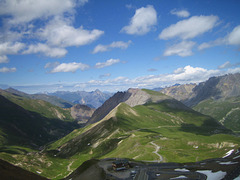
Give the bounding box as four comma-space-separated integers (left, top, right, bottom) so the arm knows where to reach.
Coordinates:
184, 73, 240, 107
49, 89, 113, 108
160, 73, 240, 132
160, 84, 196, 102
71, 104, 95, 124
87, 88, 185, 125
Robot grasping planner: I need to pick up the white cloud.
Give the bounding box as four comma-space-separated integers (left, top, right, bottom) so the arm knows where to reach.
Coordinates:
10, 65, 240, 93
0, 42, 25, 62
0, 42, 25, 55
0, 0, 102, 59
92, 40, 132, 54
47, 62, 90, 73
218, 61, 231, 69
0, 0, 88, 24
38, 17, 104, 47
0, 55, 9, 63
170, 9, 190, 18
23, 43, 67, 58
163, 41, 195, 57
159, 15, 219, 40
121, 5, 157, 35
95, 59, 121, 69
86, 65, 229, 91
226, 25, 240, 45
0, 67, 16, 73
218, 61, 240, 69
198, 25, 240, 50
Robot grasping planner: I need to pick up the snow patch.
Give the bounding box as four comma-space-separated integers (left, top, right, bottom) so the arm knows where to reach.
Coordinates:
196, 170, 226, 180
170, 175, 188, 179
233, 155, 240, 159
175, 168, 190, 172
234, 175, 240, 180
223, 149, 234, 158
219, 161, 238, 165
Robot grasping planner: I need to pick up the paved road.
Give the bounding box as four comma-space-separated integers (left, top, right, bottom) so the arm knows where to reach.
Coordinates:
150, 142, 163, 163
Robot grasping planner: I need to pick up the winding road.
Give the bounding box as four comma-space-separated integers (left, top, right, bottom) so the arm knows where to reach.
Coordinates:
150, 141, 163, 163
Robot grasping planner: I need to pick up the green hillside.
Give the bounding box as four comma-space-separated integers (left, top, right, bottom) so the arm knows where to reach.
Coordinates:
193, 96, 240, 132
0, 89, 239, 179
0, 90, 78, 149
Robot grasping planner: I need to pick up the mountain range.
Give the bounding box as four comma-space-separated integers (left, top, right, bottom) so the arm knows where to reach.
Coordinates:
160, 73, 240, 132
48, 89, 113, 108
0, 73, 239, 179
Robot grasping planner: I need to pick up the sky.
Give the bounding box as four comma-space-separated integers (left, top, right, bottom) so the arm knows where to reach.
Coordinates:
0, 0, 240, 94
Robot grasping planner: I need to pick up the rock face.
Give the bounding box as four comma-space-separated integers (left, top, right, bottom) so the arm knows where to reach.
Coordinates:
88, 88, 152, 125
160, 84, 196, 102
185, 73, 240, 107
71, 104, 95, 124
160, 73, 240, 107
87, 88, 174, 125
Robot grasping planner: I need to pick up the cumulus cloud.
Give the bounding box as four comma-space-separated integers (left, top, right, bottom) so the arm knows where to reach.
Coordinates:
159, 15, 219, 40
82, 65, 240, 92
92, 40, 132, 54
0, 42, 25, 63
0, 67, 16, 73
163, 41, 195, 57
170, 9, 190, 18
23, 43, 67, 57
121, 5, 157, 35
38, 17, 104, 47
0, 42, 25, 56
95, 59, 121, 69
0, 0, 103, 59
46, 62, 90, 73
0, 0, 88, 24
198, 25, 240, 50
11, 65, 240, 93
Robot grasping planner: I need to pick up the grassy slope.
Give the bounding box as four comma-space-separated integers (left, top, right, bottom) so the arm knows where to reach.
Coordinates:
0, 90, 78, 152
193, 96, 240, 132
0, 90, 74, 121
0, 90, 239, 179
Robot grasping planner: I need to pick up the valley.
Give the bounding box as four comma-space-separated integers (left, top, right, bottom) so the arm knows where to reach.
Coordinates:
0, 73, 240, 179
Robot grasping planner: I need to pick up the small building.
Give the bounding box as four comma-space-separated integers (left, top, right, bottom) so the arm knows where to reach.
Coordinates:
112, 160, 130, 171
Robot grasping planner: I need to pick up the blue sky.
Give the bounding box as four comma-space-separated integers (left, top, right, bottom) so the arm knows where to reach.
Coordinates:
0, 0, 240, 93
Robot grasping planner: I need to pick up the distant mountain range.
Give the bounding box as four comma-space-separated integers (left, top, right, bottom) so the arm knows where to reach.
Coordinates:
5, 88, 74, 108
3, 88, 113, 109
48, 89, 114, 109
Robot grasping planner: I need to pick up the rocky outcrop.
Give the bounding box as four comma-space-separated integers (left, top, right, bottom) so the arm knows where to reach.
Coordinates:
185, 73, 240, 107
87, 88, 176, 125
160, 84, 196, 102
71, 104, 95, 124
160, 73, 240, 107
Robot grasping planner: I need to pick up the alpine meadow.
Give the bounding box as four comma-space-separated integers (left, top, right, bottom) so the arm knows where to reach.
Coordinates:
0, 0, 240, 179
